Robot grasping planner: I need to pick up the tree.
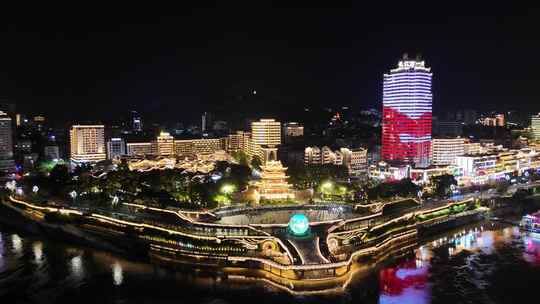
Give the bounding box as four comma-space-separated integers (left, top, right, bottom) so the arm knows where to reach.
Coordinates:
250, 155, 262, 171
232, 151, 249, 166
214, 161, 229, 173
229, 164, 251, 189
367, 178, 419, 200
431, 174, 457, 198
49, 164, 70, 195
287, 164, 349, 190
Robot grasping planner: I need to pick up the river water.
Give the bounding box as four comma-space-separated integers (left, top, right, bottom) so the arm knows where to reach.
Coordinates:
1, 221, 540, 304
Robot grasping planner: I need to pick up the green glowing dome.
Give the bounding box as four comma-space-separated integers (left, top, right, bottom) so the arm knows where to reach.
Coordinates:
288, 214, 309, 236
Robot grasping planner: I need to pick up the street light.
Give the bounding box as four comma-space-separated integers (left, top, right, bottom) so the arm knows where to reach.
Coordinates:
221, 184, 236, 195
321, 181, 333, 192
69, 190, 78, 203
32, 185, 39, 194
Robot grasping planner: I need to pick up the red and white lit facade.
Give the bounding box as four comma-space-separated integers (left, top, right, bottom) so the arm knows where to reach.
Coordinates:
382, 56, 433, 167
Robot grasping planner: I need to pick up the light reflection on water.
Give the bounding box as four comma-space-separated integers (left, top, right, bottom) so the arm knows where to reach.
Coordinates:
377, 223, 540, 304
1, 221, 540, 304
70, 255, 84, 279
11, 234, 22, 254
33, 241, 43, 265
0, 233, 3, 270
112, 261, 123, 286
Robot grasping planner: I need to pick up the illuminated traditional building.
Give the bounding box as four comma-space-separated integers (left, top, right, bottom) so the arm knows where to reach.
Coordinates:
256, 160, 294, 200
69, 125, 106, 165
382, 54, 432, 167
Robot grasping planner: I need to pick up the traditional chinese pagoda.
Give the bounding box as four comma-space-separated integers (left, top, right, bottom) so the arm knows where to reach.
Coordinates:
256, 160, 295, 200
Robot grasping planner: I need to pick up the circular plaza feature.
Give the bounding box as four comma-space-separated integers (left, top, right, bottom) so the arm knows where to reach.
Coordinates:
288, 213, 310, 236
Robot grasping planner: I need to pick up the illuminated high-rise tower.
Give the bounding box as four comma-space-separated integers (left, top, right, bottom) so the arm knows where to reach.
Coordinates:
0, 111, 15, 175
131, 111, 142, 133
70, 125, 106, 165
382, 54, 433, 167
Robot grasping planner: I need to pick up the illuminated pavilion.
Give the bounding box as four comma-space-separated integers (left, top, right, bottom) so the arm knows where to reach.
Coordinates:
256, 160, 295, 200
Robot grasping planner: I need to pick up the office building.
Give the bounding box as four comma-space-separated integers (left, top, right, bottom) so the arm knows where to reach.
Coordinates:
69, 125, 106, 164
157, 132, 175, 156
0, 111, 15, 174
532, 114, 540, 141
174, 138, 225, 156
251, 119, 281, 147
106, 138, 126, 160
282, 122, 304, 142
126, 142, 154, 156
432, 137, 465, 165
496, 114, 505, 127
464, 142, 482, 155
44, 145, 60, 160
437, 121, 463, 136
480, 114, 505, 127
227, 131, 251, 152
15, 140, 32, 153
33, 116, 45, 123
251, 119, 281, 163
382, 54, 432, 167
202, 112, 213, 133
463, 110, 477, 125
131, 111, 143, 132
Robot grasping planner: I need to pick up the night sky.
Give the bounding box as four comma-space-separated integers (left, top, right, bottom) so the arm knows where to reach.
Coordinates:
1, 3, 539, 124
